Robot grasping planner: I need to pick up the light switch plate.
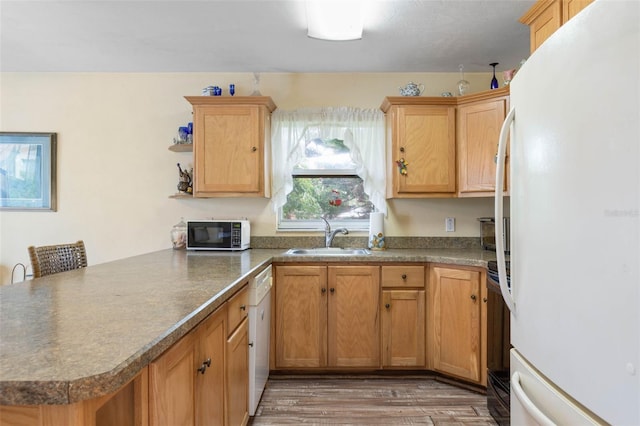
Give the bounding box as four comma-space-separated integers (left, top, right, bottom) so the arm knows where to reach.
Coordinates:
445, 217, 455, 232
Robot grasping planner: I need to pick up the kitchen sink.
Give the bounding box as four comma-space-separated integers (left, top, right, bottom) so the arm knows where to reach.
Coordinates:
285, 247, 371, 256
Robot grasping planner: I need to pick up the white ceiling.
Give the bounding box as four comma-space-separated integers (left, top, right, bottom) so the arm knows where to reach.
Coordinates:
0, 0, 535, 73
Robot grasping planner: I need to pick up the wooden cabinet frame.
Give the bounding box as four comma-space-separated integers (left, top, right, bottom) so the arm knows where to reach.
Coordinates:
427, 264, 488, 386
273, 264, 380, 370
381, 89, 509, 199
185, 96, 275, 198
381, 97, 457, 198
520, 0, 593, 53
457, 88, 510, 197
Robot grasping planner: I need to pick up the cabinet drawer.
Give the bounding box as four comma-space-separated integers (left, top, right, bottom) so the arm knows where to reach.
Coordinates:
381, 266, 425, 288
227, 285, 248, 336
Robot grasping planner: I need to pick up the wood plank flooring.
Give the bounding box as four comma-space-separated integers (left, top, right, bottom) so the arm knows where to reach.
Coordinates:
249, 376, 498, 425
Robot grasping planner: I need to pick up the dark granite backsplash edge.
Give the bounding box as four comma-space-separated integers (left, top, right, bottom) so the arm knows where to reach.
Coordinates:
251, 236, 481, 250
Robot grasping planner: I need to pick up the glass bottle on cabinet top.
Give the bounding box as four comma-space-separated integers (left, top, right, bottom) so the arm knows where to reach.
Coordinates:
457, 64, 470, 96
251, 72, 262, 96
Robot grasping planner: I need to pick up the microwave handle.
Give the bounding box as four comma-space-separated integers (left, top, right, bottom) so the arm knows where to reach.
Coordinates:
495, 107, 515, 314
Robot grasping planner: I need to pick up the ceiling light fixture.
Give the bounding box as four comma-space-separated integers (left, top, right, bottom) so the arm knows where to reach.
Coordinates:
306, 0, 364, 41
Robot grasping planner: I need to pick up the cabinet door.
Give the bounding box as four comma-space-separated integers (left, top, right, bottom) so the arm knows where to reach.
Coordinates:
195, 307, 226, 426
193, 105, 264, 196
562, 0, 593, 22
457, 97, 508, 195
428, 266, 482, 383
327, 266, 380, 368
149, 332, 197, 426
391, 105, 456, 196
521, 0, 562, 53
226, 318, 249, 426
382, 290, 425, 367
274, 265, 328, 368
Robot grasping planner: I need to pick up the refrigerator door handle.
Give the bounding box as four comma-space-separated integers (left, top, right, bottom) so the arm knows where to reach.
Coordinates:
495, 107, 515, 313
511, 372, 556, 426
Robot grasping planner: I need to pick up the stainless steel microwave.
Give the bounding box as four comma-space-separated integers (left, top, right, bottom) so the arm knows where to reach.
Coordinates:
186, 220, 250, 251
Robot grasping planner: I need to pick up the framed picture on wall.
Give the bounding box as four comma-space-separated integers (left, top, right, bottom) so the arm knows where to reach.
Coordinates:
0, 132, 57, 211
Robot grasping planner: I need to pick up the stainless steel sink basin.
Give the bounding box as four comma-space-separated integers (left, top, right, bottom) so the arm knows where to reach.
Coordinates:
286, 247, 371, 256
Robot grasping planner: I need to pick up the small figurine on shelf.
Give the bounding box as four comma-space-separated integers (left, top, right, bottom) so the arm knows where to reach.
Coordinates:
176, 163, 193, 194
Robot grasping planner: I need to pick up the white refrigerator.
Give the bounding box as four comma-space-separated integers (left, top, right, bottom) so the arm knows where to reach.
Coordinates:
494, 0, 639, 424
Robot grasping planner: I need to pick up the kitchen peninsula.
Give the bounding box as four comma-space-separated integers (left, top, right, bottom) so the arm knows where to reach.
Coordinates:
0, 247, 497, 425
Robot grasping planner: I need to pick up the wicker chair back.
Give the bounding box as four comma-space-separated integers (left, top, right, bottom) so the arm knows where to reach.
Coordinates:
28, 240, 87, 278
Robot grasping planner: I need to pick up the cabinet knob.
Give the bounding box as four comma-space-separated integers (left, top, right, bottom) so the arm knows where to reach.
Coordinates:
483, 297, 487, 303
252, 146, 257, 152
330, 287, 335, 294
470, 294, 477, 301
401, 274, 407, 280
385, 303, 390, 309
197, 358, 211, 374
400, 147, 405, 153
240, 304, 246, 311
249, 342, 254, 347
321, 288, 326, 294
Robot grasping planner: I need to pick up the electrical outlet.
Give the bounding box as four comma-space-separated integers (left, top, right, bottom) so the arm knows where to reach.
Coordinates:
445, 217, 455, 232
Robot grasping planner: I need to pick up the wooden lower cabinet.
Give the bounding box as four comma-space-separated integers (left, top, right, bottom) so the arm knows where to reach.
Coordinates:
327, 266, 380, 368
149, 284, 249, 426
380, 265, 426, 368
381, 290, 426, 367
0, 371, 148, 426
427, 264, 487, 386
274, 265, 380, 369
226, 318, 249, 426
196, 307, 226, 426
274, 265, 327, 368
149, 305, 226, 426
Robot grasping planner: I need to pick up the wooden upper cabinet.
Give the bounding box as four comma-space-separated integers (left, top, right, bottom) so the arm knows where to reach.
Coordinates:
562, 0, 593, 22
520, 0, 593, 53
381, 97, 457, 198
457, 87, 510, 197
185, 96, 276, 198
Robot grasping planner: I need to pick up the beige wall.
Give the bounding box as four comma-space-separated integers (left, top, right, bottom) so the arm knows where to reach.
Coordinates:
0, 72, 503, 284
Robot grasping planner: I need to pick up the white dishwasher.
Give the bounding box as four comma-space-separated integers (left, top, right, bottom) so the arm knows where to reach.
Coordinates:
248, 264, 272, 416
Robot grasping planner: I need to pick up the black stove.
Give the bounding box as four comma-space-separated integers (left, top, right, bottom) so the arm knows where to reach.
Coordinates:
487, 260, 510, 289
486, 259, 511, 425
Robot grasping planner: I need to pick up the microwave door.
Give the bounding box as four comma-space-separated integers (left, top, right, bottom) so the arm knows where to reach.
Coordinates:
188, 222, 232, 249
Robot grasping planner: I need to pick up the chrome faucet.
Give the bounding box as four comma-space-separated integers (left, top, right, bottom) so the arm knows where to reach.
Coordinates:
321, 216, 348, 248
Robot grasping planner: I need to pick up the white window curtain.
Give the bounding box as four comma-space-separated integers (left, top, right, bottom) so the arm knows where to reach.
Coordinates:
271, 107, 387, 215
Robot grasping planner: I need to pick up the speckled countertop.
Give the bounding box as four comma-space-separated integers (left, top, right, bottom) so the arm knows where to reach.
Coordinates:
0, 247, 496, 406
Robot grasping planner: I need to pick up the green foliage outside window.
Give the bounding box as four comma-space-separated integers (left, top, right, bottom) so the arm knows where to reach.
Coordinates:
283, 176, 374, 220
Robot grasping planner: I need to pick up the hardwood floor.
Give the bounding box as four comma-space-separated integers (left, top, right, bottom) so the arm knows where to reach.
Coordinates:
249, 376, 498, 425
